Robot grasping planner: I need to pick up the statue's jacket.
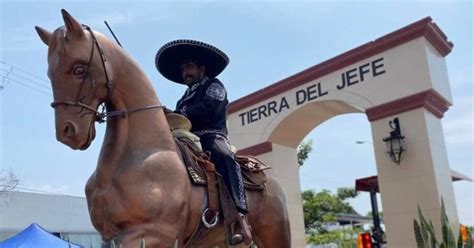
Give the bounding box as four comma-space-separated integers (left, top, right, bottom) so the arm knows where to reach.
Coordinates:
175, 77, 228, 137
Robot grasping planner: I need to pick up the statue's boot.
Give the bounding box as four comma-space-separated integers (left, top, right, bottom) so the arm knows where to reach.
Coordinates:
230, 213, 253, 246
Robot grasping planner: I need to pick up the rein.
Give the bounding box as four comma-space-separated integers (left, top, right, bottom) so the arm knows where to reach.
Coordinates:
51, 101, 165, 123
50, 25, 164, 123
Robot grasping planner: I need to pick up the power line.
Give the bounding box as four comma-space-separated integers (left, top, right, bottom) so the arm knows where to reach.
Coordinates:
0, 74, 51, 96
0, 68, 50, 90
1, 66, 13, 89
0, 60, 52, 97
0, 60, 49, 83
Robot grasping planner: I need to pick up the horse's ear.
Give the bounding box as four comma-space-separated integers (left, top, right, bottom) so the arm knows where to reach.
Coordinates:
35, 26, 52, 46
61, 9, 84, 39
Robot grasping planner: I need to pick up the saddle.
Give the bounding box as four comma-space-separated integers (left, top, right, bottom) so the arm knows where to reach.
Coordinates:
167, 113, 270, 191
167, 113, 270, 246
175, 136, 270, 190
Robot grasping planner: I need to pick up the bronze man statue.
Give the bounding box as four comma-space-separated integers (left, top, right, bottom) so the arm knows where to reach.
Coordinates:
155, 39, 253, 245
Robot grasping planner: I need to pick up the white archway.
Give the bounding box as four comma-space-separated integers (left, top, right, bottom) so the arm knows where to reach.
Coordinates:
228, 17, 457, 247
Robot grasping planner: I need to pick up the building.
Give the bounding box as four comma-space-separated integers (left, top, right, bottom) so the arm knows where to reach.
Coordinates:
0, 191, 101, 247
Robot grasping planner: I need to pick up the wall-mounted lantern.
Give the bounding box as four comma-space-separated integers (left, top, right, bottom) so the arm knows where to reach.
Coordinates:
382, 117, 405, 164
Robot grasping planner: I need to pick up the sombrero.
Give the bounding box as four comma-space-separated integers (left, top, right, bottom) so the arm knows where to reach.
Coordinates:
155, 39, 229, 84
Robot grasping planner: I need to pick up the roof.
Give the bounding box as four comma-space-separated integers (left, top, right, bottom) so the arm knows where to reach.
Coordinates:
355, 169, 472, 193
336, 213, 374, 225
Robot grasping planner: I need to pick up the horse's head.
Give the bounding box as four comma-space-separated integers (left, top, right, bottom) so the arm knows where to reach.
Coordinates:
35, 10, 113, 150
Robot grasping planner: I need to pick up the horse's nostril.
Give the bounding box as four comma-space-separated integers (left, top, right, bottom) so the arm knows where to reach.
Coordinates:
64, 121, 76, 138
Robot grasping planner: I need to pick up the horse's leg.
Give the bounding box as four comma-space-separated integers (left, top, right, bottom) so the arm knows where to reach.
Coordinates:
252, 215, 291, 248
113, 224, 182, 248
248, 178, 291, 248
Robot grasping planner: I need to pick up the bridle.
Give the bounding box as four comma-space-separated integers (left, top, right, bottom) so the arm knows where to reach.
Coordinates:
50, 25, 164, 123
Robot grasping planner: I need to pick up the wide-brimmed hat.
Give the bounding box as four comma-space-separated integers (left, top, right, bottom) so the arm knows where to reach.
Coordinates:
155, 39, 229, 84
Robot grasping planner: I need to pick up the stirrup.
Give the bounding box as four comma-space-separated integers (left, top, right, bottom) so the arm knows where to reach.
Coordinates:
231, 214, 253, 245
201, 208, 219, 228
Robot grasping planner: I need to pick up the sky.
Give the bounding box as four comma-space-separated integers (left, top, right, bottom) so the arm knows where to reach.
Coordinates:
0, 1, 472, 226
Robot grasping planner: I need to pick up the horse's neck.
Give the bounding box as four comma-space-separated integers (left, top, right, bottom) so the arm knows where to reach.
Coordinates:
98, 47, 175, 173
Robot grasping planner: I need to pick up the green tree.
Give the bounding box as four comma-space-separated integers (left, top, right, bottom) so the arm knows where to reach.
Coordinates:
297, 139, 313, 167
297, 139, 360, 245
307, 228, 361, 246
302, 188, 359, 233
366, 211, 384, 220
337, 187, 359, 200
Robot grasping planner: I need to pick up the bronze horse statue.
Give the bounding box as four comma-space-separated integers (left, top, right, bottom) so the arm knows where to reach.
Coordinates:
35, 9, 291, 248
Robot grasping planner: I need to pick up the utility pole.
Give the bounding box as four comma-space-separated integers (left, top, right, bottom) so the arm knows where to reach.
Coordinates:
370, 188, 384, 248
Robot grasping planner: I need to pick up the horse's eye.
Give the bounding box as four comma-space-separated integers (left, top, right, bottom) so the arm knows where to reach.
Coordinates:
73, 65, 86, 76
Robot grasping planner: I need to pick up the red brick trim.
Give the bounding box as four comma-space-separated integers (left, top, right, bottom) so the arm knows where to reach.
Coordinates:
365, 90, 450, 122
228, 17, 453, 114
236, 141, 273, 156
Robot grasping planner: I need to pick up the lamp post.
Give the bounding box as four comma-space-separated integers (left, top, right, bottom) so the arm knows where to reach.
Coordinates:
369, 187, 384, 248
355, 141, 385, 247
355, 176, 385, 247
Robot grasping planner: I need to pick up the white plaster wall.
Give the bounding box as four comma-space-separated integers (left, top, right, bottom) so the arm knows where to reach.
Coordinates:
424, 109, 459, 233
0, 191, 95, 232
425, 41, 453, 103
370, 109, 458, 247
257, 144, 306, 248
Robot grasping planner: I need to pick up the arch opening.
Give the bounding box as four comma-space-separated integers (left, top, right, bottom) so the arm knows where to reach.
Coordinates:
268, 100, 364, 148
